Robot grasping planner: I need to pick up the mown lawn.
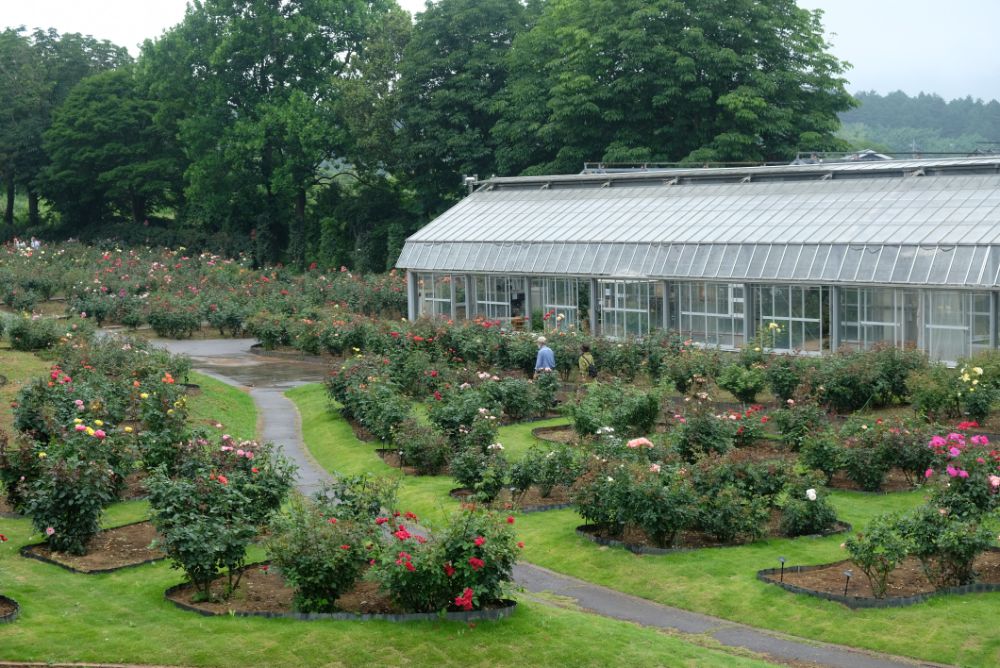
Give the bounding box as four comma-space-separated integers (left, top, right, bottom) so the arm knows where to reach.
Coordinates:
290, 381, 1000, 668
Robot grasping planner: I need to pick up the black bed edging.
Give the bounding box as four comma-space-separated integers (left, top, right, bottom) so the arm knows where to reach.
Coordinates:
163, 581, 517, 622
575, 522, 852, 556
18, 521, 166, 574
757, 561, 1000, 609
0, 595, 19, 624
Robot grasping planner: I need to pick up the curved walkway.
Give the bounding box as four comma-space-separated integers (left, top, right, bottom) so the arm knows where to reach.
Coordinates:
155, 337, 946, 668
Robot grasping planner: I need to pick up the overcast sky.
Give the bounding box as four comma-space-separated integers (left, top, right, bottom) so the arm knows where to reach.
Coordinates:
3, 0, 998, 102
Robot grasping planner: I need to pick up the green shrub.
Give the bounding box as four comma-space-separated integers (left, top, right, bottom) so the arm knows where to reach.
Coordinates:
901, 505, 994, 588
148, 438, 294, 600
146, 300, 202, 339
571, 381, 659, 439
265, 496, 374, 612
844, 514, 911, 599
314, 473, 398, 523
770, 401, 829, 451
372, 506, 519, 612
764, 356, 802, 402
622, 465, 698, 547
450, 445, 509, 502
907, 365, 960, 421
778, 483, 838, 537
392, 419, 450, 475
8, 316, 59, 351
25, 452, 117, 555
696, 484, 769, 543
799, 430, 842, 483
717, 363, 766, 404
839, 419, 894, 492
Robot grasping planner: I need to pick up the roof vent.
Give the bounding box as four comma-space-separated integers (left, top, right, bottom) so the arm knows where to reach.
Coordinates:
740, 175, 752, 183
601, 181, 612, 188
820, 172, 833, 181
909, 168, 926, 177
663, 177, 679, 186
540, 182, 550, 190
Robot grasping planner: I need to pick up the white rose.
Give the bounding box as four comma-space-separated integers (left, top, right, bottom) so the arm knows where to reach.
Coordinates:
806, 488, 817, 501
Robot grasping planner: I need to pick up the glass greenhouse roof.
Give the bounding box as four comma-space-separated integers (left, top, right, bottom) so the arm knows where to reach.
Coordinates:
397, 158, 1000, 287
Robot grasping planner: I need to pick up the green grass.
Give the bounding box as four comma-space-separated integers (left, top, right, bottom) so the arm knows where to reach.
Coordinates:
185, 371, 258, 441
498, 416, 571, 460
290, 381, 1000, 667
0, 346, 50, 435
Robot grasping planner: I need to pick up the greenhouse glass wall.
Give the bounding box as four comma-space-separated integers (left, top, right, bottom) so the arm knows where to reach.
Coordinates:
399, 157, 1000, 364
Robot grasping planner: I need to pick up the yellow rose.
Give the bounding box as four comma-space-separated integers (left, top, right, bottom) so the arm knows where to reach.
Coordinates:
86, 427, 95, 436
94, 420, 104, 427
38, 452, 47, 459
140, 392, 149, 399
124, 426, 134, 433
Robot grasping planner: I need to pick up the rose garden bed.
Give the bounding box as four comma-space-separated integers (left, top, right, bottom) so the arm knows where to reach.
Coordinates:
164, 563, 517, 621
449, 485, 574, 513
758, 551, 1000, 608
19, 521, 165, 573
576, 517, 851, 555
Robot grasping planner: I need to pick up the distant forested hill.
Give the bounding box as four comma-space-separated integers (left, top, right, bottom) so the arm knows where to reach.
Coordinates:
838, 91, 1000, 153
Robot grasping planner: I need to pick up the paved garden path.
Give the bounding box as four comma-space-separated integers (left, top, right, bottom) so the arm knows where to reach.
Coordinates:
153, 337, 948, 668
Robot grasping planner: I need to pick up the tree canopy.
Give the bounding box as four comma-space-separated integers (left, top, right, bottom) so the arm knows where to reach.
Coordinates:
3, 0, 870, 270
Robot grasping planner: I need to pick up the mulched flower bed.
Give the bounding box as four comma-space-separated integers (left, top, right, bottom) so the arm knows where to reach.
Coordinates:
449, 485, 574, 512
20, 521, 165, 573
165, 564, 516, 621
0, 595, 19, 624
577, 514, 850, 555
344, 417, 378, 443
531, 424, 578, 445
827, 467, 919, 493
375, 448, 435, 475
759, 552, 1000, 608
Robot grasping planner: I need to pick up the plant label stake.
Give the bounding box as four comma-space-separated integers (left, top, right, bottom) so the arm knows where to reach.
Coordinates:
843, 569, 853, 597
779, 556, 786, 583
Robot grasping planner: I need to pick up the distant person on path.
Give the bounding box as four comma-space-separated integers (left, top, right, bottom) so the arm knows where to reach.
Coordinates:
535, 336, 555, 376
578, 344, 596, 381
30, 236, 40, 250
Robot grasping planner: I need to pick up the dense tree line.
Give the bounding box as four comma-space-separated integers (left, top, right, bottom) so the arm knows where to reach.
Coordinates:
1, 0, 853, 271
839, 91, 1000, 154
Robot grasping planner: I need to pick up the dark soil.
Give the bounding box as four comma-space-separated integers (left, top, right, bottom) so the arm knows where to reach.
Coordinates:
120, 471, 149, 500
532, 424, 578, 445
582, 511, 847, 551
828, 467, 918, 493
450, 484, 574, 511
375, 449, 440, 476
166, 565, 401, 615
345, 416, 378, 443
765, 552, 1000, 599
0, 597, 16, 619
23, 522, 164, 572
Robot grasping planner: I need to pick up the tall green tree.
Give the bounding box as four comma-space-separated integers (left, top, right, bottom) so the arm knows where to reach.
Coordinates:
396, 0, 529, 215
39, 67, 175, 227
142, 0, 398, 266
10, 30, 130, 226
0, 28, 46, 226
493, 0, 855, 174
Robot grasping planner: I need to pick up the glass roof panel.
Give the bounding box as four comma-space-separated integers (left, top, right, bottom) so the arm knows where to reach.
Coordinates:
873, 246, 899, 283
761, 244, 785, 279
855, 246, 882, 282
892, 246, 917, 283
926, 247, 955, 284
908, 247, 936, 283
821, 245, 846, 280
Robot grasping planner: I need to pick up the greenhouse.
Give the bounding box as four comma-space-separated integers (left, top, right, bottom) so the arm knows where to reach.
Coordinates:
396, 156, 1000, 363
